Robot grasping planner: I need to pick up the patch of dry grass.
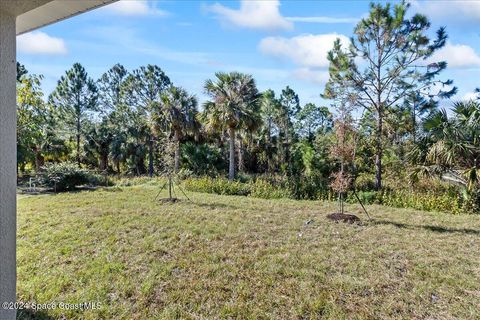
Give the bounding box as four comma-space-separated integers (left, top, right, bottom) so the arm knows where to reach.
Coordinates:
17, 186, 480, 319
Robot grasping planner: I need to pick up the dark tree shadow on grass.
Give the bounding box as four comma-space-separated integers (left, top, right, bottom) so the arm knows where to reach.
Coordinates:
371, 219, 480, 235
17, 186, 98, 196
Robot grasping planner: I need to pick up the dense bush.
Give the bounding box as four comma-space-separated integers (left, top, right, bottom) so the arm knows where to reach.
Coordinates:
354, 173, 376, 191
250, 179, 291, 199
181, 142, 226, 176
40, 162, 99, 191
183, 177, 289, 199
183, 177, 250, 196
461, 189, 480, 214
181, 175, 478, 214
113, 176, 165, 187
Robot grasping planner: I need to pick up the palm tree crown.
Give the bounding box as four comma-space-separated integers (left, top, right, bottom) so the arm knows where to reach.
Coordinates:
160, 86, 199, 173
201, 72, 260, 180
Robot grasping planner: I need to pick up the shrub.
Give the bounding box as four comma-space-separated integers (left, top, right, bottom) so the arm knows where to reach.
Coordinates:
181, 142, 226, 176
183, 177, 251, 196
166, 174, 478, 214
343, 189, 463, 214
354, 173, 376, 191
176, 168, 194, 180
112, 176, 165, 187
250, 179, 290, 199
352, 190, 381, 204
184, 177, 290, 200
287, 174, 330, 200
39, 162, 97, 191
460, 189, 480, 214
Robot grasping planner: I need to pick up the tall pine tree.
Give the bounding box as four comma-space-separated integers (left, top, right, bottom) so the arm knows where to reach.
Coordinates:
324, 1, 455, 189
49, 63, 98, 167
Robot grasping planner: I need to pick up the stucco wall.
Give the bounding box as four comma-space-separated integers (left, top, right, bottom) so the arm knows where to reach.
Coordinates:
0, 9, 17, 320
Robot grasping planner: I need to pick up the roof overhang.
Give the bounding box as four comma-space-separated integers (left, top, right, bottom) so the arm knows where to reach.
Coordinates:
15, 0, 117, 35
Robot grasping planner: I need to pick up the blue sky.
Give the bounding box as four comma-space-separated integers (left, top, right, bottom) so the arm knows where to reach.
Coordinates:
16, 0, 480, 109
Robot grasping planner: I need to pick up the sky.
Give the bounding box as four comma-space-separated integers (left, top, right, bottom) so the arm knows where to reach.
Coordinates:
16, 0, 480, 109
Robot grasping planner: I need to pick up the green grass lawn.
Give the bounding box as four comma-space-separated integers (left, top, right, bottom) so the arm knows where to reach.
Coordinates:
17, 185, 480, 319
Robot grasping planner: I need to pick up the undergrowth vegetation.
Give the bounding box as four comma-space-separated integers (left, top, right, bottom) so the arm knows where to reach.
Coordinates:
39, 162, 103, 191
182, 175, 474, 214
25, 172, 478, 215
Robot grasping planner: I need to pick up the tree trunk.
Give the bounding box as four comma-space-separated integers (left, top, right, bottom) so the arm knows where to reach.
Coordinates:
148, 135, 154, 177
34, 149, 44, 172
115, 160, 120, 174
375, 109, 383, 190
412, 99, 416, 144
238, 136, 244, 173
174, 130, 180, 173
285, 119, 290, 174
137, 153, 146, 176
340, 162, 345, 214
279, 128, 285, 165
76, 116, 81, 167
99, 153, 108, 171
267, 118, 272, 173
228, 127, 235, 181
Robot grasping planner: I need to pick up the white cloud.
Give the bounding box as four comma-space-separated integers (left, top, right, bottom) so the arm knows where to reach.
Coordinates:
17, 31, 67, 55
286, 16, 359, 24
104, 0, 168, 16
259, 33, 349, 85
462, 92, 479, 101
431, 42, 480, 68
207, 0, 292, 31
411, 0, 480, 22
259, 33, 349, 68
293, 68, 330, 84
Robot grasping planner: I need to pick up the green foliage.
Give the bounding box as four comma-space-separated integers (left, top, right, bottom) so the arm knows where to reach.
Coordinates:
461, 189, 480, 214
183, 177, 289, 199
354, 173, 376, 191
17, 74, 61, 171
14, 9, 478, 216
49, 63, 98, 166
16, 62, 28, 81
39, 162, 98, 191
250, 179, 291, 199
324, 1, 455, 189
183, 177, 250, 196
202, 71, 261, 180
296, 103, 332, 141
180, 142, 226, 175
380, 190, 462, 214
112, 176, 165, 187
181, 174, 478, 214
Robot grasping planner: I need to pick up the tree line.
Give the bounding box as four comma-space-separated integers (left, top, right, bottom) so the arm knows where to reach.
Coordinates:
16, 62, 333, 180
16, 1, 479, 206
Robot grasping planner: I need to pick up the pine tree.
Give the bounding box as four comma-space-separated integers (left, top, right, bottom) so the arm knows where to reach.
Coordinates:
324, 1, 455, 189
49, 63, 98, 167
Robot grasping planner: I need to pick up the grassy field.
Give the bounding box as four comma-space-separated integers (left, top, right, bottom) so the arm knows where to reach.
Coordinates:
17, 185, 480, 319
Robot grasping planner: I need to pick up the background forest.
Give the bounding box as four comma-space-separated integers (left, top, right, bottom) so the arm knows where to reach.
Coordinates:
16, 2, 480, 214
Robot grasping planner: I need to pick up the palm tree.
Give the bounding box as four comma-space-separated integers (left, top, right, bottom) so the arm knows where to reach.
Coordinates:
160, 86, 199, 173
237, 119, 261, 173
409, 100, 480, 189
201, 72, 260, 180
84, 119, 112, 171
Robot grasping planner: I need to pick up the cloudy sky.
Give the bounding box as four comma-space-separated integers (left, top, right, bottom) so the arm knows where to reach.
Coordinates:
17, 0, 480, 108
